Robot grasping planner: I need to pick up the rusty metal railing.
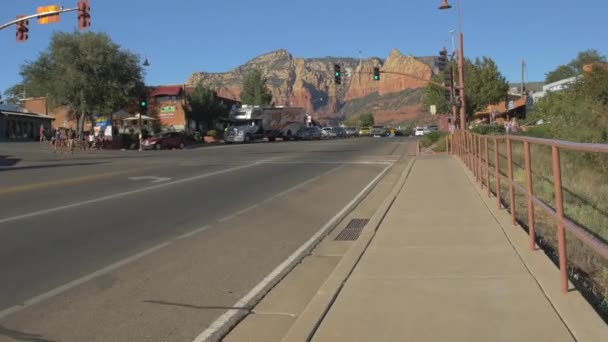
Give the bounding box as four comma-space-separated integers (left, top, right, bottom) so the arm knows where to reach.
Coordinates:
451, 130, 608, 294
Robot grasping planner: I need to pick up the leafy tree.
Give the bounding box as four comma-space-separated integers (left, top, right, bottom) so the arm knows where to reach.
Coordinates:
423, 56, 508, 120
359, 113, 375, 127
185, 84, 228, 131
545, 49, 607, 83
240, 69, 273, 106
464, 57, 509, 116
6, 31, 145, 133
545, 65, 578, 84
423, 69, 452, 115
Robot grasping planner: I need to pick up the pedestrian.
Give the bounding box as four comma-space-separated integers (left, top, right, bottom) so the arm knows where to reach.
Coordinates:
88, 131, 95, 149
54, 129, 61, 153
67, 129, 75, 154
39, 124, 45, 142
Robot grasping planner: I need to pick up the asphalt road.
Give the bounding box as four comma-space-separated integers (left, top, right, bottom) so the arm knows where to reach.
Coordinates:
0, 137, 414, 342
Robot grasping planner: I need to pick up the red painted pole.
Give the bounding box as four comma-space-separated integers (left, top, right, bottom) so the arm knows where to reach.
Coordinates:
506, 138, 516, 225
524, 141, 536, 251
485, 136, 490, 197
494, 137, 501, 209
552, 145, 568, 293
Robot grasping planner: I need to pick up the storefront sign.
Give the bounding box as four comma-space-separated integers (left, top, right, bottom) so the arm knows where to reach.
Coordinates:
160, 105, 176, 113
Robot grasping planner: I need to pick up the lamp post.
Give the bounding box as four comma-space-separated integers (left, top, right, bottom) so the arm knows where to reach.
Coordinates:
439, 0, 467, 130
140, 57, 150, 151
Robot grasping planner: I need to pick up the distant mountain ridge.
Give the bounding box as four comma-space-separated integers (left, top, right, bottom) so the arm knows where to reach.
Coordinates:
187, 49, 439, 124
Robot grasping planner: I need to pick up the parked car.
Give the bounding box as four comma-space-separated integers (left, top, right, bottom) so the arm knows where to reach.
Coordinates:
415, 127, 425, 136
370, 125, 388, 137
344, 126, 358, 137
321, 127, 336, 138
295, 126, 322, 140
142, 132, 186, 150
359, 127, 371, 136
423, 125, 439, 135
332, 127, 347, 138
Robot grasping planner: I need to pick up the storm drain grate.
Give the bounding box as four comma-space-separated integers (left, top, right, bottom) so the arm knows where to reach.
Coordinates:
334, 219, 370, 241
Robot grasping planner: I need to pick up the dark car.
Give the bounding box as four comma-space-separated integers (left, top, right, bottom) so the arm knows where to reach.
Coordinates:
332, 127, 347, 138
370, 125, 388, 137
295, 127, 322, 141
142, 132, 186, 150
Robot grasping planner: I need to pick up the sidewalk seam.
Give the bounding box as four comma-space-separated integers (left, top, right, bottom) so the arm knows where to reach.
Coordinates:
454, 156, 578, 341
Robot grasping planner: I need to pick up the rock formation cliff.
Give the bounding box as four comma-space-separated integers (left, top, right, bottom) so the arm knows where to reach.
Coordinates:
187, 49, 438, 124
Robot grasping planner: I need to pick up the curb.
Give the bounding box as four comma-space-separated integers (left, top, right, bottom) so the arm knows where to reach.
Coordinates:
281, 157, 417, 342
454, 156, 608, 342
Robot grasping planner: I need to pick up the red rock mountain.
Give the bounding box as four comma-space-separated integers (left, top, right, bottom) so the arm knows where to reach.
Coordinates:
187, 49, 439, 125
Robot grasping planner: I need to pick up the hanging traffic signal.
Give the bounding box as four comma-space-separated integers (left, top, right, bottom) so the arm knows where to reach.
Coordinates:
78, 0, 91, 30
16, 15, 29, 42
334, 64, 342, 85
373, 67, 380, 81
438, 47, 448, 72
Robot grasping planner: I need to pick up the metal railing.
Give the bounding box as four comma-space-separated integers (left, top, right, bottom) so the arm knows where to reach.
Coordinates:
450, 130, 608, 294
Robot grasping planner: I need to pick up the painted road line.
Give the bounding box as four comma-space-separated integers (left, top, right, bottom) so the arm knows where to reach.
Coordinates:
0, 241, 173, 320
0, 162, 264, 225
175, 225, 213, 240
128, 176, 172, 183
0, 167, 157, 196
192, 163, 393, 342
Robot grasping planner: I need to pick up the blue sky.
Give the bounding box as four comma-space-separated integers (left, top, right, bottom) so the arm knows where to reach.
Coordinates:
1, 0, 606, 95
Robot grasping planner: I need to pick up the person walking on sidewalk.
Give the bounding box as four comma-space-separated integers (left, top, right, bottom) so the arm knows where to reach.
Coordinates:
54, 129, 61, 153
67, 129, 75, 154
39, 125, 45, 143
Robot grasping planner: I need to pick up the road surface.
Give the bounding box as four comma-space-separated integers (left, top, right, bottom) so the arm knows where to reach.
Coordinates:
0, 137, 414, 342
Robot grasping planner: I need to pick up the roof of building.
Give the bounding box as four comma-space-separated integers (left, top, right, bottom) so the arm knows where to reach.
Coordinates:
474, 95, 528, 117
149, 85, 183, 97
0, 107, 55, 120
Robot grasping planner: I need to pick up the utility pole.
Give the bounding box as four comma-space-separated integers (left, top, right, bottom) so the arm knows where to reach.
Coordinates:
521, 59, 526, 98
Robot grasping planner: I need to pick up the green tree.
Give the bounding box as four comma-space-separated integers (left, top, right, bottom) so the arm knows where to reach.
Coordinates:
545, 65, 577, 84
359, 113, 375, 127
240, 69, 273, 106
545, 49, 606, 83
185, 84, 228, 131
423, 56, 508, 119
465, 57, 509, 116
6, 31, 144, 133
423, 70, 452, 115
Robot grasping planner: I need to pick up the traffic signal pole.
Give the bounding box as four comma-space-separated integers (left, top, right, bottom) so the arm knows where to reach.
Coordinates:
0, 7, 78, 31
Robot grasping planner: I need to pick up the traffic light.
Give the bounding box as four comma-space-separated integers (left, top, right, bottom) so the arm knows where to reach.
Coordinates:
16, 15, 29, 42
438, 47, 448, 72
373, 67, 380, 81
78, 0, 91, 30
139, 98, 148, 114
334, 64, 341, 85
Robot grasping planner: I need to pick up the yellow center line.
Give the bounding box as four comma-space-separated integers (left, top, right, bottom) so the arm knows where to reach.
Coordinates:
0, 166, 159, 196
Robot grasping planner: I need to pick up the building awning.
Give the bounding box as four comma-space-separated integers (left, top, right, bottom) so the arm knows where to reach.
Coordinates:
0, 110, 55, 120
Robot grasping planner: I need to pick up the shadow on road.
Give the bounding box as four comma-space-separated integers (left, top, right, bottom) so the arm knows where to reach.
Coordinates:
0, 325, 58, 342
0, 155, 20, 167
0, 162, 108, 172
143, 300, 250, 312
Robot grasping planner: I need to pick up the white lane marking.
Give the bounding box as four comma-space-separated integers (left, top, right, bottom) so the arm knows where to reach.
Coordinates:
174, 225, 212, 240
192, 163, 393, 342
218, 215, 237, 223
0, 163, 339, 320
128, 176, 172, 183
260, 161, 393, 165
0, 241, 172, 320
0, 162, 263, 225
274, 176, 320, 198
233, 204, 259, 217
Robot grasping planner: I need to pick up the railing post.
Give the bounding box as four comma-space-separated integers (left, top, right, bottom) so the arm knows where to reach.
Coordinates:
524, 141, 536, 251
552, 145, 568, 294
485, 136, 490, 198
474, 134, 479, 179
446, 135, 450, 155
506, 138, 516, 225
478, 135, 483, 186
494, 137, 501, 209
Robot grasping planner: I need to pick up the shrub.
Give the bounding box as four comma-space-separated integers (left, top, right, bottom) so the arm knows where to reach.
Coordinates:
206, 129, 218, 138
432, 136, 447, 152
470, 124, 505, 135
521, 124, 552, 138
420, 131, 446, 147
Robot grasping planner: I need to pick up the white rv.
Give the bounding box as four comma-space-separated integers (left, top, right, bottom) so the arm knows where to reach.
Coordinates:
225, 106, 306, 143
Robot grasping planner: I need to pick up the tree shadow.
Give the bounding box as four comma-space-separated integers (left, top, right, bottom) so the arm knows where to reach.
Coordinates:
0, 162, 108, 172
143, 300, 250, 311
0, 155, 20, 167
0, 325, 58, 342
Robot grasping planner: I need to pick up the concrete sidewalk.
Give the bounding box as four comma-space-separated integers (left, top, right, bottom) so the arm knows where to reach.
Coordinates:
306, 156, 578, 341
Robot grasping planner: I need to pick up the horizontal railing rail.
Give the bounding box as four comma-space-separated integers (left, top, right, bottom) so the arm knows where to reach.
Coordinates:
451, 130, 608, 295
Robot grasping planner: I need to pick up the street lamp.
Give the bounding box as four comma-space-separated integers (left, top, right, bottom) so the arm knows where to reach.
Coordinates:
140, 57, 150, 150
439, 0, 467, 130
